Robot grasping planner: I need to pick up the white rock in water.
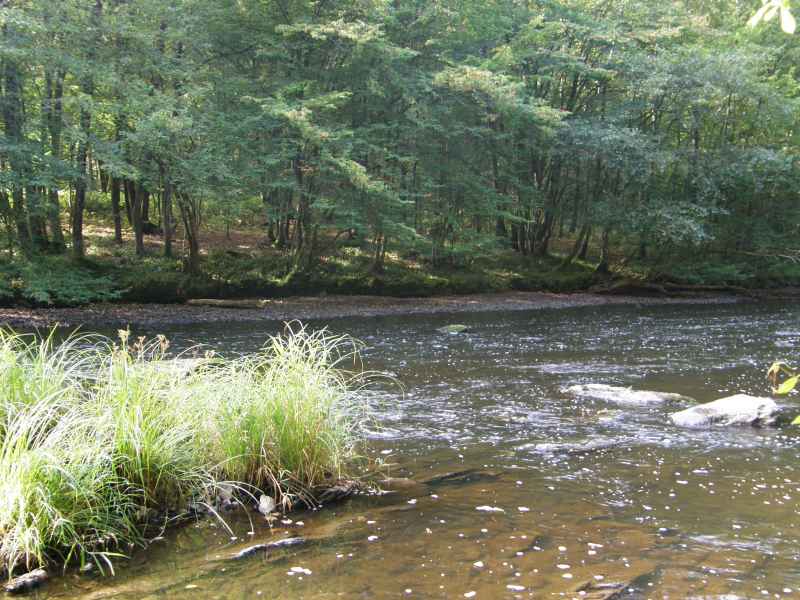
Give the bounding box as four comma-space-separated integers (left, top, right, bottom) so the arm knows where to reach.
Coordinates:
670, 394, 781, 428
437, 324, 470, 335
476, 505, 505, 513
258, 494, 276, 516
565, 384, 688, 406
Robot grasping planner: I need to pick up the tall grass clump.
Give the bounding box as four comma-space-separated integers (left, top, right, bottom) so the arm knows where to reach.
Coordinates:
207, 325, 369, 506
0, 324, 369, 577
89, 333, 215, 513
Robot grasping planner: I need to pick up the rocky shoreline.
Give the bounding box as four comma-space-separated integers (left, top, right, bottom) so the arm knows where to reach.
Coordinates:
0, 289, 786, 329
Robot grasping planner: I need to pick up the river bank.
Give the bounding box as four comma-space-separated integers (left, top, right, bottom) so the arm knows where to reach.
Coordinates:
0, 292, 751, 328
2, 289, 797, 329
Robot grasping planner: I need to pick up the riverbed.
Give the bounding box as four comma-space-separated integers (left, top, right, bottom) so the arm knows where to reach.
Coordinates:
37, 301, 800, 598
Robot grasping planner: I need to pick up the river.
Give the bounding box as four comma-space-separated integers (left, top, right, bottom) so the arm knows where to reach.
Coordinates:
41, 301, 800, 598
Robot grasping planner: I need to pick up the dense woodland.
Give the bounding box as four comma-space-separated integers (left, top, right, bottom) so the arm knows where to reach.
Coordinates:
0, 0, 799, 305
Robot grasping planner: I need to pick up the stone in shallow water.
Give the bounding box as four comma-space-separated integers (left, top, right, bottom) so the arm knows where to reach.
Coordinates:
565, 384, 688, 406
230, 537, 306, 560
669, 394, 781, 428
5, 569, 48, 594
436, 324, 470, 335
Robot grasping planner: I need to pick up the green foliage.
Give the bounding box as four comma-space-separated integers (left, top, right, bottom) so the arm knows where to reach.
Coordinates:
767, 361, 800, 424
1, 0, 800, 298
0, 259, 121, 307
657, 262, 751, 286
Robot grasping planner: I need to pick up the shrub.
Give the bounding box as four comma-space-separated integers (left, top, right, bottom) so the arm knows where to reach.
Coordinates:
0, 258, 121, 307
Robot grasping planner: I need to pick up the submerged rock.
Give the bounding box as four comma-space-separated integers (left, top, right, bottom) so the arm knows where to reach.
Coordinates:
565, 384, 688, 406
571, 578, 632, 600
230, 537, 306, 560
523, 439, 623, 456
436, 324, 470, 335
420, 468, 503, 486
5, 569, 48, 594
670, 394, 781, 428
314, 479, 364, 504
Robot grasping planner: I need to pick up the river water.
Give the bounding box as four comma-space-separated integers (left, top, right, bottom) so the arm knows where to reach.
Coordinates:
41, 301, 800, 599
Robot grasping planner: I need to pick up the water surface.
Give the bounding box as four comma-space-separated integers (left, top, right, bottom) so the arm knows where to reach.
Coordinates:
42, 302, 800, 598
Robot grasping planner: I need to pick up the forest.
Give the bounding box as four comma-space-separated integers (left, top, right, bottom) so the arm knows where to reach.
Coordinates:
0, 0, 799, 305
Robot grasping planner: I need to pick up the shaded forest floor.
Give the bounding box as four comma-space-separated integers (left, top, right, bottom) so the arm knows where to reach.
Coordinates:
2, 219, 800, 310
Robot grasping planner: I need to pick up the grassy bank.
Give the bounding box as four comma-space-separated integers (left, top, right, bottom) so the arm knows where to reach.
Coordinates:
0, 326, 367, 576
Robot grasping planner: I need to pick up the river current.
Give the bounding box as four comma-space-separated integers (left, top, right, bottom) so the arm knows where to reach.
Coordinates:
42, 301, 800, 599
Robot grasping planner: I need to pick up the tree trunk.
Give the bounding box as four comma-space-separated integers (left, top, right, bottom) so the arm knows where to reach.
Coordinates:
561, 223, 590, 268
47, 190, 64, 250
142, 188, 150, 223
43, 68, 66, 252
72, 129, 90, 259
122, 179, 133, 226
27, 187, 49, 250
595, 228, 610, 274
577, 226, 591, 260
111, 177, 123, 243
71, 0, 102, 259
131, 181, 145, 256
2, 34, 30, 249
162, 176, 173, 258
177, 191, 201, 274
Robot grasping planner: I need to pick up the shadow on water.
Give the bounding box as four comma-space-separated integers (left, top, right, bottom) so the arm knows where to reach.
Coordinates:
38, 301, 800, 598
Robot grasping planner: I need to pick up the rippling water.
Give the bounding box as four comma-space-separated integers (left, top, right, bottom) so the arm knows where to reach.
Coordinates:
42, 301, 800, 598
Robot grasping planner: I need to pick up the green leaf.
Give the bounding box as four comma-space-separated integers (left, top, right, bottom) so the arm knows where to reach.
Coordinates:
777, 375, 799, 395
792, 414, 800, 426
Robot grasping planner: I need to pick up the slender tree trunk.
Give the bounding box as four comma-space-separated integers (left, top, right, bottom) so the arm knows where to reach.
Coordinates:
131, 181, 145, 256
122, 179, 133, 226
111, 177, 123, 243
71, 0, 102, 259
27, 187, 49, 250
72, 129, 89, 259
177, 191, 201, 273
577, 226, 591, 260
162, 174, 173, 258
2, 34, 30, 249
142, 189, 150, 223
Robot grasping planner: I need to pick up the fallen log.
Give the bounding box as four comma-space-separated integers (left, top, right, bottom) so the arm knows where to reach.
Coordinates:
186, 299, 270, 309
591, 279, 751, 296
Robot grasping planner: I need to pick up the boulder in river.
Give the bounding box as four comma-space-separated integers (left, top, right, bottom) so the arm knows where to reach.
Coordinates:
436, 324, 470, 335
565, 384, 688, 406
669, 394, 781, 428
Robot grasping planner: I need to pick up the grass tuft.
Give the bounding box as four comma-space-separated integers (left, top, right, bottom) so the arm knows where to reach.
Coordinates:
0, 325, 368, 576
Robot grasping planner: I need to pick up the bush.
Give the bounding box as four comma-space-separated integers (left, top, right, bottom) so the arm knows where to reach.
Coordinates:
0, 258, 121, 307
659, 262, 751, 286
